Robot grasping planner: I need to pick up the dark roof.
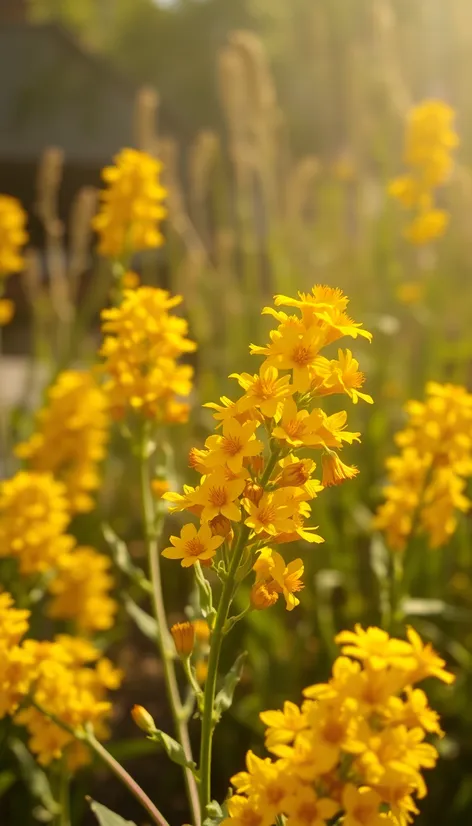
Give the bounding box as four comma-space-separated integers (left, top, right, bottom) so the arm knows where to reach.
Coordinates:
0, 22, 152, 164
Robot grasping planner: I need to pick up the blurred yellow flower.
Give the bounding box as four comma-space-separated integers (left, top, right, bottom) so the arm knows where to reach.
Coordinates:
100, 286, 195, 421
396, 281, 425, 306
0, 471, 74, 575
0, 298, 14, 326
0, 195, 28, 277
389, 100, 458, 245
15, 370, 109, 514
93, 148, 167, 259
47, 546, 117, 634
225, 625, 453, 826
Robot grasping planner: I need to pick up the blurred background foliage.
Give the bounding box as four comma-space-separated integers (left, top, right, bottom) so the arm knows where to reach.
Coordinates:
2, 1, 472, 824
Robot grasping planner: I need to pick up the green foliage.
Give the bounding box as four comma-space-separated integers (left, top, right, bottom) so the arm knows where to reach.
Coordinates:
88, 799, 137, 826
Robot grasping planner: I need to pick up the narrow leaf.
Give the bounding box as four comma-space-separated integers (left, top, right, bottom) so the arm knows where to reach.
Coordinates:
150, 729, 196, 772
103, 523, 152, 593
124, 596, 158, 641
215, 652, 247, 716
10, 738, 59, 815
88, 799, 137, 826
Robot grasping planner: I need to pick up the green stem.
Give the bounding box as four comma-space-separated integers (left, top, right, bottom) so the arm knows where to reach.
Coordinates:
86, 731, 171, 826
138, 441, 201, 826
57, 759, 70, 826
198, 446, 280, 812
31, 703, 168, 826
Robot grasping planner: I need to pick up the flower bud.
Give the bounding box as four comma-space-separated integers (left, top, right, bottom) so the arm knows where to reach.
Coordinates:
243, 481, 264, 505
122, 270, 140, 289
188, 447, 208, 471
280, 459, 313, 487
151, 479, 170, 499
192, 618, 210, 644
209, 514, 233, 539
247, 455, 264, 476
195, 659, 208, 685
250, 582, 279, 610
131, 704, 156, 734
321, 452, 359, 487
170, 621, 195, 657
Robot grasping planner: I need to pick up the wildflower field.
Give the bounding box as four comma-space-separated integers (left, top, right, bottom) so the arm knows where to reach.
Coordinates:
2, 7, 472, 826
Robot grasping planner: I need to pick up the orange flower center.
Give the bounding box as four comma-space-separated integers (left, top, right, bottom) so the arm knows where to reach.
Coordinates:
353, 804, 374, 822
222, 435, 243, 456
256, 504, 277, 526
253, 376, 276, 399
208, 485, 229, 507
322, 718, 345, 744
284, 572, 303, 593
184, 537, 206, 557
291, 344, 316, 367
284, 418, 306, 439
298, 803, 319, 824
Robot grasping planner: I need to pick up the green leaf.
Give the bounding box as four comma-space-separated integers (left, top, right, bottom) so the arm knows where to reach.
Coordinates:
203, 799, 228, 826
149, 729, 197, 773
124, 596, 158, 641
88, 799, 137, 826
103, 523, 152, 593
215, 652, 247, 717
194, 561, 215, 619
9, 738, 59, 816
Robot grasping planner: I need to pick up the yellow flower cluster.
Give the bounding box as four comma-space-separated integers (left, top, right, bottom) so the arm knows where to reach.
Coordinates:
388, 100, 458, 244
47, 546, 117, 633
223, 624, 453, 826
0, 471, 74, 575
162, 286, 372, 610
0, 593, 121, 767
92, 148, 167, 259
15, 370, 109, 514
0, 468, 117, 631
0, 194, 28, 277
100, 286, 196, 422
374, 382, 472, 551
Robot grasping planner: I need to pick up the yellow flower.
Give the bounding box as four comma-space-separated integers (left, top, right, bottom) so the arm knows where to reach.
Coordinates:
396, 281, 425, 306
0, 471, 74, 575
260, 700, 308, 748
221, 794, 271, 826
15, 370, 109, 514
47, 546, 117, 633
311, 349, 373, 404
100, 286, 196, 421
192, 619, 210, 644
374, 382, 472, 551
270, 552, 304, 611
151, 478, 171, 499
278, 457, 317, 488
205, 419, 264, 474
244, 490, 295, 537
92, 148, 167, 259
405, 626, 455, 685
230, 365, 293, 418
194, 470, 246, 522
161, 522, 224, 567
0, 195, 28, 276
250, 581, 279, 610
404, 208, 448, 244
342, 785, 386, 826
16, 636, 122, 767
0, 298, 14, 326
122, 270, 140, 289
283, 785, 339, 826
335, 625, 415, 671
171, 621, 195, 657
321, 451, 359, 487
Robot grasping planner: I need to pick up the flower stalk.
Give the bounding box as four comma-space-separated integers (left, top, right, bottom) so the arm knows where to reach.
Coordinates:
138, 436, 201, 826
